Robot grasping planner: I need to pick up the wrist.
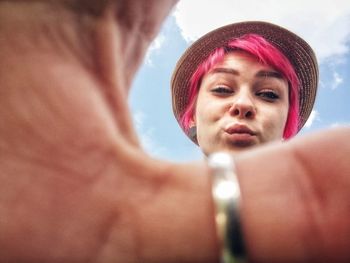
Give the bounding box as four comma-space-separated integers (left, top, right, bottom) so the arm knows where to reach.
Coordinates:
208, 152, 246, 263
235, 144, 312, 263
134, 161, 220, 263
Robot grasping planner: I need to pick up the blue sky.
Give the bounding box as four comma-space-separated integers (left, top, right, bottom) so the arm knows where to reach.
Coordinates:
129, 0, 350, 162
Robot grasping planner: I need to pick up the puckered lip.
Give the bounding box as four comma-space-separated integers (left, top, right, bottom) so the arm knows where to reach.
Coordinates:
224, 123, 257, 136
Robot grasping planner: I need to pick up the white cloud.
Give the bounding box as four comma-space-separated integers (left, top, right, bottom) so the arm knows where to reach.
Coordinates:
318, 80, 327, 90
330, 122, 350, 128
132, 111, 167, 157
331, 71, 344, 90
145, 34, 165, 66
174, 0, 350, 63
305, 110, 320, 128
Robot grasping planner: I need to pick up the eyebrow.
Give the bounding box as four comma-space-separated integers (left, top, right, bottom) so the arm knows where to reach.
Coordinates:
210, 67, 239, 75
209, 67, 284, 79
255, 70, 284, 79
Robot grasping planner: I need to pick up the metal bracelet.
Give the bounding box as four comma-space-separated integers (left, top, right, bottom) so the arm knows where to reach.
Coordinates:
208, 152, 246, 263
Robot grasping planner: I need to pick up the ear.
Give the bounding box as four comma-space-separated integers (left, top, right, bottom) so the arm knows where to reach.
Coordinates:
189, 114, 196, 127
187, 114, 198, 143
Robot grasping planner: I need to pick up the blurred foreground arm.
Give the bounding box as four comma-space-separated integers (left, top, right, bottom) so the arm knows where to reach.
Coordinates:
237, 127, 350, 263
0, 1, 350, 262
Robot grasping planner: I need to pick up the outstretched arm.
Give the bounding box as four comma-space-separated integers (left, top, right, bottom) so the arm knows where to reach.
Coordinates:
236, 127, 350, 263
1, 1, 350, 263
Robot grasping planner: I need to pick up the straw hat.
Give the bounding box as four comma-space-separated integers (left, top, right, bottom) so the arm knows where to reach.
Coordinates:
171, 21, 318, 143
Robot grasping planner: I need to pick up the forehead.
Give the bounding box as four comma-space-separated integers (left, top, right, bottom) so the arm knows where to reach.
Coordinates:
213, 50, 271, 71
204, 50, 285, 81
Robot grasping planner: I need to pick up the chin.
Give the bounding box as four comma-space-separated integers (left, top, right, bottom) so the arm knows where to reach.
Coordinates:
203, 144, 255, 156
202, 140, 259, 156
225, 141, 258, 155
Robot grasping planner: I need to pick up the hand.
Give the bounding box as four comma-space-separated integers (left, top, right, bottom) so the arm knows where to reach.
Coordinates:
236, 127, 350, 263
1, 1, 350, 263
0, 1, 218, 262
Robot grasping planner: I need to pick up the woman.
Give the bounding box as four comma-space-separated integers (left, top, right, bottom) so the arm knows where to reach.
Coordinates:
171, 21, 318, 155
2, 2, 350, 262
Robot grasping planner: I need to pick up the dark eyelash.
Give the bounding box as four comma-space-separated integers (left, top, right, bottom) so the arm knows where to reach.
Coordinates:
258, 91, 279, 100
211, 87, 232, 94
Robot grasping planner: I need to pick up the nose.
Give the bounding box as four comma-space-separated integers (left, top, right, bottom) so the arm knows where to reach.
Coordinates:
229, 92, 256, 119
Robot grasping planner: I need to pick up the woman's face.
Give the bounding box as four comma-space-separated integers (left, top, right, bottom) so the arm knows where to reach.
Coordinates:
193, 51, 290, 155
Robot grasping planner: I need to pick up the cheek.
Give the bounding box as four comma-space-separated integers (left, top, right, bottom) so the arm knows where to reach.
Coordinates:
195, 96, 210, 125
280, 103, 290, 129
195, 95, 226, 125
270, 108, 289, 137
195, 105, 211, 134
261, 105, 289, 139
194, 97, 223, 144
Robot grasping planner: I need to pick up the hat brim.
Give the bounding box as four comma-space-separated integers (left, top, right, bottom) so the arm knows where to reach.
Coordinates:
171, 21, 319, 143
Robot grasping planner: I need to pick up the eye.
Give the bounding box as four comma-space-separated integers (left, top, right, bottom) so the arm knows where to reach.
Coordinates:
257, 90, 280, 101
211, 86, 233, 96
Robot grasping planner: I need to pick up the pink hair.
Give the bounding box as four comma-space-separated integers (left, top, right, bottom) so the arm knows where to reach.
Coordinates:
180, 34, 300, 139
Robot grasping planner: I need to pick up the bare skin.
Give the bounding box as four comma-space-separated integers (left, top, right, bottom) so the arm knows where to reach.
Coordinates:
0, 1, 349, 262
0, 1, 218, 262
194, 51, 289, 155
